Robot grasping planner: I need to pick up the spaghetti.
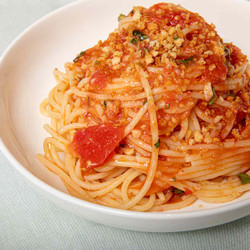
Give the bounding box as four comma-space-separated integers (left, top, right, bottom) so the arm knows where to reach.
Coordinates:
37, 3, 250, 212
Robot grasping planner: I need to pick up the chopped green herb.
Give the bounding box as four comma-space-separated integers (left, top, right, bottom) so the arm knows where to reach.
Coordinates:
130, 38, 138, 44
143, 99, 147, 105
238, 173, 250, 185
173, 178, 176, 182
224, 46, 231, 57
133, 30, 144, 36
173, 188, 184, 195
166, 103, 170, 109
95, 60, 100, 66
208, 87, 217, 105
119, 143, 126, 148
118, 14, 126, 21
103, 100, 107, 109
180, 57, 193, 64
174, 37, 179, 40
154, 139, 161, 149
228, 92, 236, 98
139, 35, 148, 41
132, 30, 148, 42
73, 51, 85, 62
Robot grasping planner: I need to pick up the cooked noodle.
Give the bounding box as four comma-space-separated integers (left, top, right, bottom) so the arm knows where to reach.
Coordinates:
37, 3, 250, 212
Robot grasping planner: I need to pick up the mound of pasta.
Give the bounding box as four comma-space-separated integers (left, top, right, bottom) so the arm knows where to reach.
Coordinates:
37, 3, 250, 212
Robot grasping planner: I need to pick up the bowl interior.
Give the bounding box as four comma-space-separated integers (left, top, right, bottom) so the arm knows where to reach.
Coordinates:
0, 0, 250, 213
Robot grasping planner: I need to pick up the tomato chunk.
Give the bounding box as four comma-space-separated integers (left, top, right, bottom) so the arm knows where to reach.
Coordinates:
230, 44, 247, 67
69, 124, 124, 168
89, 70, 108, 90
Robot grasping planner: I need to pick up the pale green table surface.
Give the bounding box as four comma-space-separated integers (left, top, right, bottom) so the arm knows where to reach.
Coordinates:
0, 0, 249, 249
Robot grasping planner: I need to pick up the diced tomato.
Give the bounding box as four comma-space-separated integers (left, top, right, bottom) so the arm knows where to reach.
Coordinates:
184, 189, 193, 195
229, 44, 248, 67
89, 70, 108, 90
69, 124, 124, 168
204, 55, 227, 83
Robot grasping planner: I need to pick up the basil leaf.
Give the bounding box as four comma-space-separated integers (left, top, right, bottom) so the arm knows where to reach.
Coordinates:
154, 139, 161, 149
130, 38, 138, 44
173, 188, 184, 195
139, 35, 148, 41
238, 173, 250, 185
180, 57, 193, 64
118, 14, 126, 21
103, 100, 107, 109
224, 46, 231, 57
228, 92, 236, 98
132, 30, 148, 41
73, 51, 85, 62
208, 87, 217, 105
133, 30, 144, 36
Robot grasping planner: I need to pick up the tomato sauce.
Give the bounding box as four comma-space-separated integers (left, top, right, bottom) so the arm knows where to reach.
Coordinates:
146, 179, 171, 195
89, 70, 108, 90
204, 55, 227, 83
147, 3, 202, 28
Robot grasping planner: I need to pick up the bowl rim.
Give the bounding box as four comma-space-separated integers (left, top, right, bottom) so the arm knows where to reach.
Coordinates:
0, 0, 249, 220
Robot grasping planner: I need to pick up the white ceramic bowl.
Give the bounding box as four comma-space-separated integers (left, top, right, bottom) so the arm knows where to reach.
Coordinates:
0, 0, 249, 232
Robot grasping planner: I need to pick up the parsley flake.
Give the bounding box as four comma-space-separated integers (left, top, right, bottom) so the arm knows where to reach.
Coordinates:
133, 30, 143, 36
130, 38, 138, 44
103, 100, 107, 109
180, 57, 193, 65
238, 173, 250, 185
228, 92, 236, 98
118, 14, 126, 21
138, 35, 148, 41
173, 188, 184, 195
132, 30, 148, 42
73, 51, 85, 63
154, 139, 161, 149
224, 46, 231, 57
208, 87, 217, 105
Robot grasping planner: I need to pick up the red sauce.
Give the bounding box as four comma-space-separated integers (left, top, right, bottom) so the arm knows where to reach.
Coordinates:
146, 180, 171, 195
89, 70, 109, 90
146, 162, 182, 195
147, 3, 201, 28
131, 178, 171, 195
229, 44, 247, 67
184, 189, 193, 195
204, 55, 227, 83
69, 124, 124, 168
